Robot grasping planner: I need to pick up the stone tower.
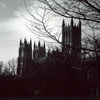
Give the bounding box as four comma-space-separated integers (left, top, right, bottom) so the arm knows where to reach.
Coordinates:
62, 18, 81, 58
17, 38, 32, 76
33, 41, 45, 59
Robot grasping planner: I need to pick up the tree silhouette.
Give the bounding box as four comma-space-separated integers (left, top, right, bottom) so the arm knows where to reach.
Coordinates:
22, 0, 100, 98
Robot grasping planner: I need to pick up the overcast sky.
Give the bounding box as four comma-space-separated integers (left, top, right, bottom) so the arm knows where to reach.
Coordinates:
0, 0, 37, 63
0, 0, 79, 64
0, 0, 64, 64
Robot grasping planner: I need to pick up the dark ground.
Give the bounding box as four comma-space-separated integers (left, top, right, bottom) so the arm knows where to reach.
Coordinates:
0, 96, 99, 100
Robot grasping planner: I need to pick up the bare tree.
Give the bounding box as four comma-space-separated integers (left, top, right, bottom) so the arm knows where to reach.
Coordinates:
0, 61, 3, 75
22, 0, 100, 53
7, 58, 18, 76
3, 66, 10, 76
22, 0, 100, 97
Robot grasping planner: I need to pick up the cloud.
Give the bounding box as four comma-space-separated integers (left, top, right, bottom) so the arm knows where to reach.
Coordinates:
0, 0, 63, 63
13, 10, 21, 17
0, 0, 32, 20
0, 2, 6, 8
0, 9, 38, 63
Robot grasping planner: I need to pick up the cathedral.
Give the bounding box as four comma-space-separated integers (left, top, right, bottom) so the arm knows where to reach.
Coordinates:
17, 18, 81, 77
17, 39, 46, 76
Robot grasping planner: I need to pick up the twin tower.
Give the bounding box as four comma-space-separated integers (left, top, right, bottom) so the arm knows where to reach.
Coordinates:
17, 38, 45, 76
17, 18, 81, 76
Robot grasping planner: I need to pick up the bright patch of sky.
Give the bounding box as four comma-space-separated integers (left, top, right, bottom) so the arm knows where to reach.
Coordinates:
0, 0, 79, 64
0, 0, 38, 63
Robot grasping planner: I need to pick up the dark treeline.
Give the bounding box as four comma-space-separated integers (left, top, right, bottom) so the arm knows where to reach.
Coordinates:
0, 49, 100, 98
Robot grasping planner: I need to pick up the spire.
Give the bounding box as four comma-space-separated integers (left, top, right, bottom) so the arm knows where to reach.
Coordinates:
71, 17, 73, 26
24, 38, 27, 43
20, 38, 22, 46
24, 38, 27, 46
38, 41, 40, 49
62, 19, 66, 53
62, 19, 65, 25
24, 38, 26, 42
62, 19, 65, 29
56, 47, 58, 52
79, 19, 81, 28
70, 17, 74, 35
33, 42, 36, 58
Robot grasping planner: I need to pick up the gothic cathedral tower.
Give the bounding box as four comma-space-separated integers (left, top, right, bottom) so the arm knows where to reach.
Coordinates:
62, 18, 81, 59
17, 39, 32, 76
33, 41, 45, 59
